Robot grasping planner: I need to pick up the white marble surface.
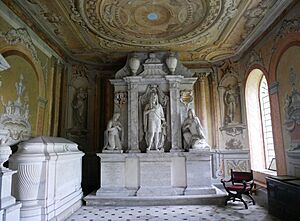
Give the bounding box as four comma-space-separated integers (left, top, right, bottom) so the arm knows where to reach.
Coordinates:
111, 53, 198, 153
66, 203, 279, 221
97, 152, 215, 197
9, 136, 84, 221
0, 169, 21, 221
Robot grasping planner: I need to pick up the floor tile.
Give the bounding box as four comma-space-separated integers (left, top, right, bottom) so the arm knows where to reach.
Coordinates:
65, 203, 279, 221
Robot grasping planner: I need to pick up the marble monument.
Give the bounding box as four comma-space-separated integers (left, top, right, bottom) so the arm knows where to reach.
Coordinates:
90, 52, 219, 202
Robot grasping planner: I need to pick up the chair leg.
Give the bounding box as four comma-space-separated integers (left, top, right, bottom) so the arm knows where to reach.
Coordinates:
240, 198, 248, 209
225, 195, 231, 206
246, 193, 256, 205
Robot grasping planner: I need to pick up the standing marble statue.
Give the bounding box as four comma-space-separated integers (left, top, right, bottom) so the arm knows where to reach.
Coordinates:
143, 92, 166, 151
182, 108, 208, 150
72, 87, 87, 128
224, 84, 238, 124
104, 113, 123, 151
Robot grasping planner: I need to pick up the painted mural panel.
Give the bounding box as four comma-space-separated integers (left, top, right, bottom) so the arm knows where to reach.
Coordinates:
0, 55, 38, 135
277, 46, 300, 151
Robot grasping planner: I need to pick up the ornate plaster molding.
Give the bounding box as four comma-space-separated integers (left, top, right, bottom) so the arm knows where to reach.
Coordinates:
0, 28, 39, 63
68, 0, 88, 31
272, 16, 300, 52
71, 64, 89, 82
246, 50, 265, 69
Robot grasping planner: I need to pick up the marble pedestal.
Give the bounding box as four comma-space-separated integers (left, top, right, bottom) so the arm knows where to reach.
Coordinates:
96, 151, 216, 197
96, 154, 136, 197
0, 169, 21, 221
9, 137, 84, 221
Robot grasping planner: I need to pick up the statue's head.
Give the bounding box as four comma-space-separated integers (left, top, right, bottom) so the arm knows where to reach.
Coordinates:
150, 92, 158, 106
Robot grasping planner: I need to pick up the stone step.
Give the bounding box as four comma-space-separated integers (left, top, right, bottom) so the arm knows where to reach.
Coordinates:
84, 191, 226, 207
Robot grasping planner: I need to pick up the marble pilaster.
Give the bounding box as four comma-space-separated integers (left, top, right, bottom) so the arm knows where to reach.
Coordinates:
166, 75, 183, 151
125, 76, 142, 152
0, 169, 21, 221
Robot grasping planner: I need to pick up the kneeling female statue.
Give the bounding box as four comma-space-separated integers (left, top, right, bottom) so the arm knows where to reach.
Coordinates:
182, 109, 209, 150
104, 113, 123, 151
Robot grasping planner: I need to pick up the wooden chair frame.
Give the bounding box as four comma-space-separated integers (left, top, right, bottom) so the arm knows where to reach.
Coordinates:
221, 169, 255, 209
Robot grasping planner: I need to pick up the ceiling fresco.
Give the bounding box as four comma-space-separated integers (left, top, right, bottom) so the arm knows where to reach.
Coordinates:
6, 0, 294, 64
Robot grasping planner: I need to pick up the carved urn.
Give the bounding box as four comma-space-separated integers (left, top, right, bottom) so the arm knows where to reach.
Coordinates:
129, 55, 140, 75
166, 52, 177, 74
0, 131, 24, 170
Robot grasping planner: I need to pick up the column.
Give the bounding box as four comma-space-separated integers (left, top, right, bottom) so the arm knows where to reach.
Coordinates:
125, 76, 141, 152
166, 75, 183, 151
210, 71, 221, 149
194, 72, 209, 137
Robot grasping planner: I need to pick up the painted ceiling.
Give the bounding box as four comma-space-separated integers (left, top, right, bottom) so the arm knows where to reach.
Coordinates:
6, 0, 294, 65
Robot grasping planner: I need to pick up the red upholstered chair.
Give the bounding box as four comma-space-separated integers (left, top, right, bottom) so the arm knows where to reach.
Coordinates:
221, 169, 255, 209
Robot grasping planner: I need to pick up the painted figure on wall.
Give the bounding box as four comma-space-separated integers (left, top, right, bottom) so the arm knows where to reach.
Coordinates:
104, 113, 123, 151
224, 84, 239, 124
72, 87, 88, 129
15, 74, 25, 102
143, 91, 166, 151
182, 108, 208, 150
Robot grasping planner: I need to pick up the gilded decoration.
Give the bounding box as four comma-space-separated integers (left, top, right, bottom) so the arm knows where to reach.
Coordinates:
180, 90, 193, 107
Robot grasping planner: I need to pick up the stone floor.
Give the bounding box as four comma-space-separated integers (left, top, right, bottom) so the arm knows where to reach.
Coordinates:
66, 202, 280, 221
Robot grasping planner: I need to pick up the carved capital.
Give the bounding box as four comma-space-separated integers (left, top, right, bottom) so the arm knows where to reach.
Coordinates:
195, 72, 208, 82
128, 82, 138, 90
169, 82, 179, 89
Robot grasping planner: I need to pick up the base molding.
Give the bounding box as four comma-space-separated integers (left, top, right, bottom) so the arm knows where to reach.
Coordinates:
85, 190, 226, 207
136, 187, 185, 196
96, 187, 137, 197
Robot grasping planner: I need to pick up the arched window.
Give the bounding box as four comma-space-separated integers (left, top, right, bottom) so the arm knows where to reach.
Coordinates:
245, 69, 276, 172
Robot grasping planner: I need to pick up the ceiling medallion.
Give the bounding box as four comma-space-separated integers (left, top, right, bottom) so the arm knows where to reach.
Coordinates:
82, 0, 222, 46
147, 12, 159, 21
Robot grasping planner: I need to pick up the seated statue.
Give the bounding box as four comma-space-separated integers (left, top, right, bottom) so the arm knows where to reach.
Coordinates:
104, 113, 123, 151
182, 108, 209, 150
